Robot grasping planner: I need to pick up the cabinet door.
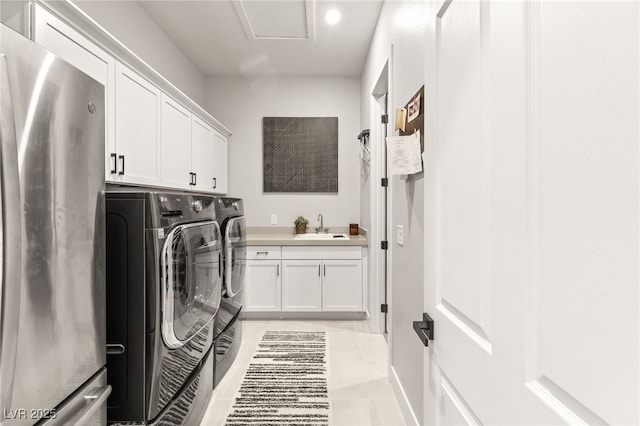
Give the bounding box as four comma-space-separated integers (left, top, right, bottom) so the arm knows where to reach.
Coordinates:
281, 260, 322, 312
115, 62, 161, 186
322, 260, 363, 312
245, 260, 281, 312
32, 5, 116, 181
211, 129, 228, 194
160, 95, 191, 189
191, 116, 214, 192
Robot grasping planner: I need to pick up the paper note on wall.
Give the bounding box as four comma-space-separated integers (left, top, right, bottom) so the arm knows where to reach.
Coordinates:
387, 131, 422, 175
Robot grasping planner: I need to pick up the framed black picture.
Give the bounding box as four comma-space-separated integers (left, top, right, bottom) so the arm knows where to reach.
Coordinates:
263, 117, 339, 193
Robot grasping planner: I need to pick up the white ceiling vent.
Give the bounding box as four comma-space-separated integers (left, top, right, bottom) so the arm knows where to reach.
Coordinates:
233, 0, 315, 41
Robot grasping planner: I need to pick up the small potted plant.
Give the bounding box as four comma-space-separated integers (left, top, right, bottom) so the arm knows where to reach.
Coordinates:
294, 215, 309, 234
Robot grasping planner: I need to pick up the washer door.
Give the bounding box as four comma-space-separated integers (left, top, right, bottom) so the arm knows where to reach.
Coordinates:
224, 216, 246, 298
162, 221, 222, 349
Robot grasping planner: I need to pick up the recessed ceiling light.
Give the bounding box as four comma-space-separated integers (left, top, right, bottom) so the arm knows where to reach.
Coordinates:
325, 9, 341, 26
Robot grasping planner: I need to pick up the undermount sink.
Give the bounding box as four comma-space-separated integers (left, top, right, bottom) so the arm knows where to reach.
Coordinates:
294, 233, 350, 240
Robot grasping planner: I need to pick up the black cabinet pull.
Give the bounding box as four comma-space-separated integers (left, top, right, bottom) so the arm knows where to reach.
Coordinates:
324, 264, 326, 276
318, 265, 320, 276
413, 312, 434, 347
213, 177, 217, 189
277, 264, 280, 276
118, 155, 125, 175
193, 173, 197, 186
110, 153, 117, 174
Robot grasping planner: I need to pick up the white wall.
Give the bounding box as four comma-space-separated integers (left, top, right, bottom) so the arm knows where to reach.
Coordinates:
73, 1, 206, 105
360, 1, 426, 424
204, 76, 361, 229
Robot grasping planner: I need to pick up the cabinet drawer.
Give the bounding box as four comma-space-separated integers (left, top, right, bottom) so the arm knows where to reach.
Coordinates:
246, 246, 282, 260
282, 246, 361, 260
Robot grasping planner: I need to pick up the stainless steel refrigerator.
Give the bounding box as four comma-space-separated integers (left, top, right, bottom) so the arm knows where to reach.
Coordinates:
0, 23, 110, 425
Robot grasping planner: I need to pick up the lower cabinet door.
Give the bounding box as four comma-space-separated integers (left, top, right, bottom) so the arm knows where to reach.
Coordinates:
245, 260, 281, 312
282, 260, 322, 312
322, 260, 363, 311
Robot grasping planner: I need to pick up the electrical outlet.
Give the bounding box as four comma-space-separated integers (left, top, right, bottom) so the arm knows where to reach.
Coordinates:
270, 214, 278, 225
396, 225, 404, 246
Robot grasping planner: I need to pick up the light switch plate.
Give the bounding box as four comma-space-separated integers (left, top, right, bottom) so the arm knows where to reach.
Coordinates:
271, 214, 278, 225
396, 225, 404, 246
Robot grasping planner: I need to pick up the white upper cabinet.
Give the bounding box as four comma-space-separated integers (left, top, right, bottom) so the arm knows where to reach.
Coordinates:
31, 4, 229, 192
160, 102, 228, 193
211, 129, 228, 194
160, 95, 191, 189
114, 62, 161, 186
32, 5, 116, 181
191, 116, 215, 192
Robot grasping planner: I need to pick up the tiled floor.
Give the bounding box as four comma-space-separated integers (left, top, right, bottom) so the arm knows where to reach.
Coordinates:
200, 319, 407, 426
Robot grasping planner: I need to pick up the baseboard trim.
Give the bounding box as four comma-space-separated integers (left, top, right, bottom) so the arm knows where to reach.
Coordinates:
241, 311, 366, 320
389, 365, 420, 426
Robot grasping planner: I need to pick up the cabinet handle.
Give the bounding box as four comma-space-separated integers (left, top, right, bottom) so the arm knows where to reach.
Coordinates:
277, 264, 280, 276
193, 172, 197, 186
118, 155, 125, 175
256, 251, 268, 255
318, 265, 321, 276
213, 177, 217, 189
110, 153, 117, 174
324, 264, 326, 276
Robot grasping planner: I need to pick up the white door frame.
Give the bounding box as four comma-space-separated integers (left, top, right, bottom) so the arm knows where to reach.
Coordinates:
367, 48, 394, 338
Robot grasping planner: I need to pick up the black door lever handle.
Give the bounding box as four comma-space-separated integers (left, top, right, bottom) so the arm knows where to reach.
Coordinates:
413, 312, 434, 347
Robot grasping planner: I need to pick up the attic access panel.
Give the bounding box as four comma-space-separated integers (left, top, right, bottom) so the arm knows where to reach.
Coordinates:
263, 117, 338, 193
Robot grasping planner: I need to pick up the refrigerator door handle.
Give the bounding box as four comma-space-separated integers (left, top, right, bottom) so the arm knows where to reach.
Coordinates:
0, 52, 23, 413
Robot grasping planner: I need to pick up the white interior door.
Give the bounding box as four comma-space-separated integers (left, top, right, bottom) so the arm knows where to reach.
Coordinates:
423, 1, 638, 425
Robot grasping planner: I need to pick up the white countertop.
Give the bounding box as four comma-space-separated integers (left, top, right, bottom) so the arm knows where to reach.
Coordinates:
246, 227, 368, 247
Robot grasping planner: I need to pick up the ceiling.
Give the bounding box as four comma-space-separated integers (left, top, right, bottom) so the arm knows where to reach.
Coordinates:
138, 0, 384, 78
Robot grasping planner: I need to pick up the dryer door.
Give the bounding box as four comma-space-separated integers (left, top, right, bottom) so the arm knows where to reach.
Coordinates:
161, 221, 222, 349
223, 216, 246, 298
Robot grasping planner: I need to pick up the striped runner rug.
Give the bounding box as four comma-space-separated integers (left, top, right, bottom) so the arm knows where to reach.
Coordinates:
225, 331, 330, 425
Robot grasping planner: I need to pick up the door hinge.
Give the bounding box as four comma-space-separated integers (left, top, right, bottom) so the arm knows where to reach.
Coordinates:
381, 241, 388, 250
381, 177, 388, 187
381, 304, 388, 313
381, 114, 389, 124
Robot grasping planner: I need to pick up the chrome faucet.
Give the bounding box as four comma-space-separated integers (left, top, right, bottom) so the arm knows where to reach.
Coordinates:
316, 213, 328, 234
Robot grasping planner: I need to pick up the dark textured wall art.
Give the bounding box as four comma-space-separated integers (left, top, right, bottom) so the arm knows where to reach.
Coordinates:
263, 117, 339, 193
